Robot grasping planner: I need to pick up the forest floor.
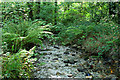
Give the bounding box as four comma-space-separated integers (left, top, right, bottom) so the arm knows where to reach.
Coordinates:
31, 41, 118, 79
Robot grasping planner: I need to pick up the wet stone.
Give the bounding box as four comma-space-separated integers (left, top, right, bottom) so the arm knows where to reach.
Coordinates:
71, 53, 76, 56
60, 64, 65, 67
53, 58, 58, 60
58, 56, 62, 58
77, 68, 84, 72
55, 54, 60, 56
84, 56, 89, 60
72, 44, 77, 48
72, 64, 78, 67
33, 44, 118, 78
77, 46, 81, 49
43, 56, 45, 58
69, 59, 78, 64
42, 53, 48, 55
89, 65, 94, 69
85, 73, 92, 76
65, 63, 68, 66
49, 52, 52, 55
69, 60, 74, 64
67, 74, 73, 77
74, 60, 78, 63
64, 60, 69, 63
54, 45, 60, 49
64, 51, 69, 54
86, 76, 93, 78
80, 59, 86, 64
93, 69, 99, 72
82, 72, 85, 74
48, 57, 50, 59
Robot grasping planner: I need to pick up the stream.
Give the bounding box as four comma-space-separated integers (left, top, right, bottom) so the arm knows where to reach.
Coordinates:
32, 43, 118, 79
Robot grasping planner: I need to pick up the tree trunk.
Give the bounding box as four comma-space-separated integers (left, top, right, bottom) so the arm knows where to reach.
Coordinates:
36, 1, 41, 19
109, 2, 116, 19
54, 0, 57, 25
27, 2, 33, 20
1, 3, 5, 23
117, 2, 120, 24
67, 2, 70, 10
109, 2, 120, 24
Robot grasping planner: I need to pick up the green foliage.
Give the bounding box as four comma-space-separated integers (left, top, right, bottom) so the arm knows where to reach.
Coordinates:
58, 22, 97, 45
60, 8, 83, 25
1, 2, 120, 78
2, 2, 28, 23
35, 2, 56, 24
2, 2, 119, 24
55, 20, 119, 60
2, 20, 52, 53
2, 46, 37, 78
83, 21, 119, 58
3, 53, 29, 78
3, 54, 24, 78
37, 62, 46, 66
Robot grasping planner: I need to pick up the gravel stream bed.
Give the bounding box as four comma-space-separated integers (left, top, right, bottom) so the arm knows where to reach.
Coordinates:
32, 44, 118, 79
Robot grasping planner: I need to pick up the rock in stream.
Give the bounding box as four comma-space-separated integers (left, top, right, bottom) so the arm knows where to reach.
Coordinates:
32, 44, 118, 79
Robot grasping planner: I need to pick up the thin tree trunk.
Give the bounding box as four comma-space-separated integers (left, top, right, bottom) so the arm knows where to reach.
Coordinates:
27, 2, 33, 20
67, 2, 70, 10
109, 2, 116, 19
1, 3, 5, 23
54, 0, 57, 25
36, 1, 41, 19
117, 2, 120, 24
64, 3, 67, 12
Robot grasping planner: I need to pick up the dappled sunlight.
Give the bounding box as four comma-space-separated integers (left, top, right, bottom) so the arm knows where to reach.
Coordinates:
1, 1, 119, 79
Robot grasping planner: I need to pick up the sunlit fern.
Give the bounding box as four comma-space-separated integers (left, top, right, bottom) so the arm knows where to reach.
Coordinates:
2, 20, 52, 53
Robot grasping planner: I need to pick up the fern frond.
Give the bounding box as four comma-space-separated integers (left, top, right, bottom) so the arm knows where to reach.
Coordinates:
3, 20, 52, 53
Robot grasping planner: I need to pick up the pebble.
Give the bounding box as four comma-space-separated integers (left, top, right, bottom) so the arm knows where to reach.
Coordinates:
33, 44, 117, 78
77, 46, 81, 49
77, 68, 84, 72
69, 59, 77, 64
49, 52, 52, 54
54, 46, 60, 49
93, 69, 98, 72
69, 60, 75, 64
56, 72, 61, 75
72, 44, 77, 48
53, 58, 58, 60
86, 76, 92, 78
43, 53, 47, 55
73, 64, 78, 67
84, 57, 89, 60
71, 54, 76, 56
89, 65, 94, 69
65, 63, 68, 66
64, 60, 69, 63
85, 73, 92, 76
58, 56, 62, 58
67, 74, 73, 77
64, 51, 69, 54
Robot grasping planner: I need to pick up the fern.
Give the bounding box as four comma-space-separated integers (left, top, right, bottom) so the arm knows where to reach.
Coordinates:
2, 20, 52, 53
